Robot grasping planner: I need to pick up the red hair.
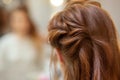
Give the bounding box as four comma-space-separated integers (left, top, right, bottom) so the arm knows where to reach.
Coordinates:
48, 1, 120, 80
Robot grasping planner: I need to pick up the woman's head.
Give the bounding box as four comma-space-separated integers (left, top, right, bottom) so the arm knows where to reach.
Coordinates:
48, 1, 120, 80
9, 6, 37, 36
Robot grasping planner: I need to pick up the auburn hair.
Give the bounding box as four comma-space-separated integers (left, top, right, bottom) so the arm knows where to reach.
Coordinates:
48, 0, 120, 80
0, 7, 7, 36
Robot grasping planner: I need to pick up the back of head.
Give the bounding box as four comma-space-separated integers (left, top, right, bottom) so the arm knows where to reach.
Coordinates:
48, 0, 120, 80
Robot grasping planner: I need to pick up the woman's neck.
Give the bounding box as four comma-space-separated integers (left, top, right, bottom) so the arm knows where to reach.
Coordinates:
13, 31, 28, 39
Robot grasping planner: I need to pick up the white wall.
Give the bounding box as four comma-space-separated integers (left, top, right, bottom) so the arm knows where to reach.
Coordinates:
98, 0, 120, 34
26, 0, 51, 35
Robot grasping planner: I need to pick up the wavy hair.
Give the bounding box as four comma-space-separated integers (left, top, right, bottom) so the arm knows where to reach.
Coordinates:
48, 1, 120, 80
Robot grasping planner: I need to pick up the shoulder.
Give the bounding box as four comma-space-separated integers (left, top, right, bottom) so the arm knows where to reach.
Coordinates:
0, 33, 16, 45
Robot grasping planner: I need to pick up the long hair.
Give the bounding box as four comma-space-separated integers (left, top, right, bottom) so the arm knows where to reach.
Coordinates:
0, 7, 7, 36
48, 1, 120, 80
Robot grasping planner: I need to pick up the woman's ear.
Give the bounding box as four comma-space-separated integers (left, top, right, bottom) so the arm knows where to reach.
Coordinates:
55, 49, 64, 63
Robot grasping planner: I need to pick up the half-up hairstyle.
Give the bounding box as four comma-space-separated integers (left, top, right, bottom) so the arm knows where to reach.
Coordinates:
48, 1, 120, 80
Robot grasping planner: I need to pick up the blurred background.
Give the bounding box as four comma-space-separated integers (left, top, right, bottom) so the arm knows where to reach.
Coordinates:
0, 0, 119, 80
